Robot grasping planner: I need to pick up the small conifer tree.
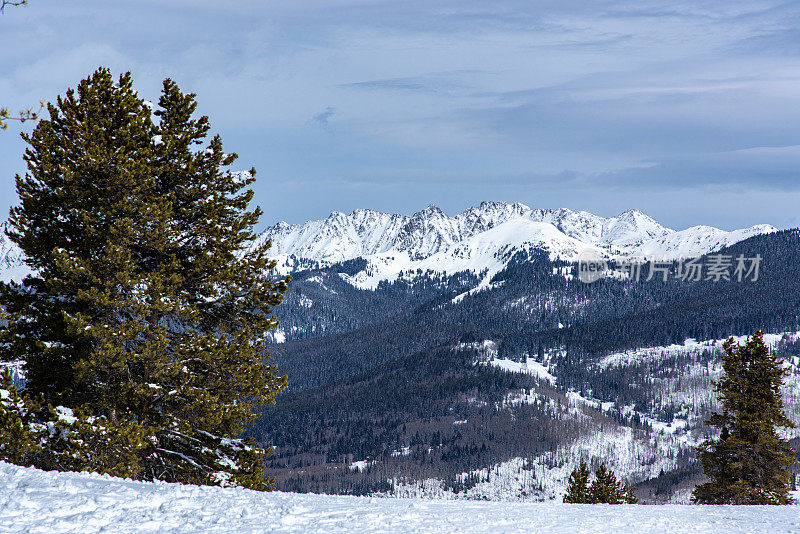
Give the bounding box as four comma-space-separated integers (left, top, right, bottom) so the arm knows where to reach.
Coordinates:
563, 460, 637, 504
590, 463, 624, 504
563, 459, 591, 503
693, 331, 796, 504
621, 484, 638, 504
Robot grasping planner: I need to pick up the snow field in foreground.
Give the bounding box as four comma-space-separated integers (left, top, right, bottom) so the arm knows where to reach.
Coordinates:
2, 463, 800, 533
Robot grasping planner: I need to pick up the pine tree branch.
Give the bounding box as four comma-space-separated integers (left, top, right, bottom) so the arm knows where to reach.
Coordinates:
0, 0, 27, 13
0, 104, 42, 130
0, 0, 37, 130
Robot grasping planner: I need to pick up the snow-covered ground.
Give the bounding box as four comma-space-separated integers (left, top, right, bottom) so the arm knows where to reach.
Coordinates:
488, 355, 555, 383
1, 462, 799, 534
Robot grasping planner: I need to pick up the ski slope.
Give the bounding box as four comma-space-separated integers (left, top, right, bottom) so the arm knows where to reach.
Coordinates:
1, 462, 798, 533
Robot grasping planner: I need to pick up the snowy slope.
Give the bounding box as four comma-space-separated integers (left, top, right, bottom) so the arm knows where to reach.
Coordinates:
596, 331, 800, 371
259, 202, 776, 288
531, 208, 673, 250
637, 224, 777, 259
1, 462, 799, 534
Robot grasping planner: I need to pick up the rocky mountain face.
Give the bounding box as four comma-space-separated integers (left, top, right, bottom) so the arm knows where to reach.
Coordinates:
256, 202, 775, 289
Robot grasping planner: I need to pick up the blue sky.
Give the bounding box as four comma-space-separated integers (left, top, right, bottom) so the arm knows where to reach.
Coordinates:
2, 1, 800, 230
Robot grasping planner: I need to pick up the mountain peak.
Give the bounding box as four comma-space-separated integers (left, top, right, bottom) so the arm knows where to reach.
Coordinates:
615, 208, 662, 226
350, 208, 382, 216
478, 200, 513, 210
605, 209, 672, 245
417, 204, 445, 216
618, 208, 644, 216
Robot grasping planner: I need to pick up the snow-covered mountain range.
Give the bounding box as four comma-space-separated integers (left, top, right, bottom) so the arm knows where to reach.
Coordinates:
256, 202, 776, 289
0, 223, 27, 284
0, 203, 777, 289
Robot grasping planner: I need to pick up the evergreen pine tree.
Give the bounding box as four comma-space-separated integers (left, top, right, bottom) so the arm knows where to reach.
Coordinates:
590, 463, 622, 504
0, 68, 288, 489
587, 463, 638, 504
563, 459, 591, 503
621, 483, 639, 504
693, 330, 796, 504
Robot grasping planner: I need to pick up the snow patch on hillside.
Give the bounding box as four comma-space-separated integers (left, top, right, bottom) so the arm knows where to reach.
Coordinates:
452, 279, 504, 304
269, 329, 287, 343
489, 357, 555, 384
598, 331, 800, 370
391, 423, 691, 503
456, 340, 499, 359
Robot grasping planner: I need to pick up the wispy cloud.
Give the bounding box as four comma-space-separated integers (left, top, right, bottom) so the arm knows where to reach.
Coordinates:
312, 107, 336, 129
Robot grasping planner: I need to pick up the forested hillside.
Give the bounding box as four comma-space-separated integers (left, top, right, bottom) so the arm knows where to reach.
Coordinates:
251, 229, 800, 500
